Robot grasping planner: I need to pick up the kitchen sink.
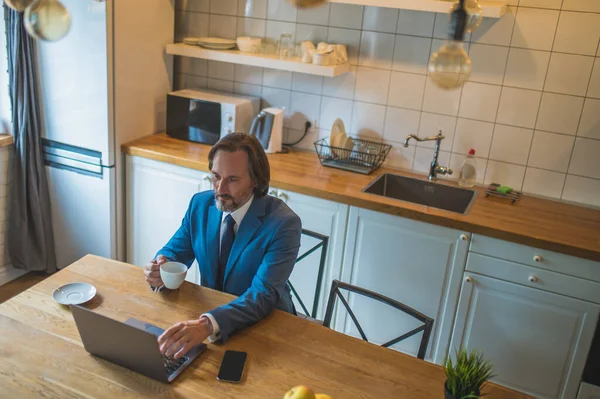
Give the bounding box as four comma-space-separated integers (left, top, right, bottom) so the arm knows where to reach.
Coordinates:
362, 173, 477, 215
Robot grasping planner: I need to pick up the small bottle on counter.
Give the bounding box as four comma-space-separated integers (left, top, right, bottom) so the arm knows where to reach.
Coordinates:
458, 148, 477, 188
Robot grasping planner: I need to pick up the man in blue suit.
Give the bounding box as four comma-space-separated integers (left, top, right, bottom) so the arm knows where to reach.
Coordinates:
143, 133, 302, 359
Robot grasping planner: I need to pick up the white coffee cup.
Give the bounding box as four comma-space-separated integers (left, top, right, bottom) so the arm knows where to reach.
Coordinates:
160, 262, 188, 289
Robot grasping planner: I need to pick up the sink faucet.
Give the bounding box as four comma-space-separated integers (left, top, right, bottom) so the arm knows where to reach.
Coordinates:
403, 130, 453, 181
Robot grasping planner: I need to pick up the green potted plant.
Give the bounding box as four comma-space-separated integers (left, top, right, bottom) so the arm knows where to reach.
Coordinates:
443, 348, 494, 399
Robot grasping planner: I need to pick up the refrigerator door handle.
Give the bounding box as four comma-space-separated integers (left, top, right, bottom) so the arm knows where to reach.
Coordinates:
42, 138, 105, 178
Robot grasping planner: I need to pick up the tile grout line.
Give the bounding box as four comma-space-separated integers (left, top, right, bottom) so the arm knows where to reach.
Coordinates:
561, 90, 596, 199
488, 4, 520, 188
345, 6, 367, 137
382, 22, 400, 146
377, 4, 396, 144
521, 2, 560, 193
409, 15, 439, 172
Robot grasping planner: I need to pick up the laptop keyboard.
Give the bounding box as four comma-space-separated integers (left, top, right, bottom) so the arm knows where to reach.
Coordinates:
162, 354, 189, 375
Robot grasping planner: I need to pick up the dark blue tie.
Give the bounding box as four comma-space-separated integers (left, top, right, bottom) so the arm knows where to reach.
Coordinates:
217, 214, 236, 291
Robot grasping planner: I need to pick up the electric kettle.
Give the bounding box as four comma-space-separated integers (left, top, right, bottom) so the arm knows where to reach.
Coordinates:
249, 107, 284, 154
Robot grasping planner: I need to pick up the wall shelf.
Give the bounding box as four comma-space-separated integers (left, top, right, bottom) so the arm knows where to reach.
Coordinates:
328, 0, 507, 18
166, 43, 351, 78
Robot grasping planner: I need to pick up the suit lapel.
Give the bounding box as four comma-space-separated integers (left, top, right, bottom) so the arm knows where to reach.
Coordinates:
207, 201, 222, 288
223, 196, 265, 286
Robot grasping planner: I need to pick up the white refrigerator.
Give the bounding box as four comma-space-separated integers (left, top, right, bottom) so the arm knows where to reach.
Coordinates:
36, 0, 174, 269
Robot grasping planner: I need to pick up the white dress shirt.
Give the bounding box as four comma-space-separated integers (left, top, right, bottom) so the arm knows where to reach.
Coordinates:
201, 195, 254, 342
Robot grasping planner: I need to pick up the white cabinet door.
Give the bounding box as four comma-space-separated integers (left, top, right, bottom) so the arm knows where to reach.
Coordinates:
126, 156, 212, 284
451, 272, 600, 399
272, 188, 349, 320
338, 206, 469, 363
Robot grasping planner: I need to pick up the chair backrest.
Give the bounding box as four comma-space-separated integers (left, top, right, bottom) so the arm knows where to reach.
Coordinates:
322, 279, 434, 360
288, 229, 329, 319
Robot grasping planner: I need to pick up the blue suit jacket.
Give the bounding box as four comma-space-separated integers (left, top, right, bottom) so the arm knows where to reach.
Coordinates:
156, 191, 302, 342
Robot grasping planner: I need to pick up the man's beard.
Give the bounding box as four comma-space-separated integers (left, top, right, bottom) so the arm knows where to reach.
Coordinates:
215, 193, 242, 212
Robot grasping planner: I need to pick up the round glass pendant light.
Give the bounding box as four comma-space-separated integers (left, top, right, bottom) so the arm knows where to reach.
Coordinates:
428, 41, 472, 89
24, 0, 71, 42
428, 0, 472, 90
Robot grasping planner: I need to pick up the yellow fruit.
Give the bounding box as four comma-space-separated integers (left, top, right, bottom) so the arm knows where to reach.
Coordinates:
315, 394, 333, 399
283, 385, 316, 399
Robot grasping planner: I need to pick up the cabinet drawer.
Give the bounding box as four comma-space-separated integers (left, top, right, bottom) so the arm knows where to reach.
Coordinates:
470, 234, 600, 283
467, 253, 600, 304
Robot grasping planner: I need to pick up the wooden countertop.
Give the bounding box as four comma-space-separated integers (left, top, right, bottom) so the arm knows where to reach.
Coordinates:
0, 255, 531, 399
122, 133, 600, 262
0, 134, 14, 148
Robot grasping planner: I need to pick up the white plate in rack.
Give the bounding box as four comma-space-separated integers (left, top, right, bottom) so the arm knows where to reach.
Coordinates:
330, 118, 350, 158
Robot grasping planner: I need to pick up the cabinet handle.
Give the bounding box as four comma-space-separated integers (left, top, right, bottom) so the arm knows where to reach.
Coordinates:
464, 276, 473, 283
528, 275, 538, 283
533, 255, 543, 263
460, 234, 468, 241
203, 175, 211, 182
268, 189, 277, 196
278, 192, 288, 202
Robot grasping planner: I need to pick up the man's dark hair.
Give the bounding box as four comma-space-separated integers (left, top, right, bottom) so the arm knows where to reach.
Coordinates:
208, 132, 270, 197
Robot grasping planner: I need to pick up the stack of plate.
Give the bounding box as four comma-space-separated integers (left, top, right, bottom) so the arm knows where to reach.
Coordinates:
183, 37, 237, 50
329, 119, 353, 159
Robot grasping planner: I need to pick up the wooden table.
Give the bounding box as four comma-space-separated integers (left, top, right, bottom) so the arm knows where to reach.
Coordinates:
0, 256, 532, 398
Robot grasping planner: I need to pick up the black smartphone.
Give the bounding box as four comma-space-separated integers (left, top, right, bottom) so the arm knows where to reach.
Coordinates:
217, 350, 247, 383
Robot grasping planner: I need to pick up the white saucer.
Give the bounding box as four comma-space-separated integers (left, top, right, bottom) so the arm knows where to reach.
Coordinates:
52, 282, 97, 305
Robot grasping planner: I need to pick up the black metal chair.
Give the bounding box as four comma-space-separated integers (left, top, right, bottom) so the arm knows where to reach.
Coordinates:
322, 279, 434, 360
288, 229, 329, 320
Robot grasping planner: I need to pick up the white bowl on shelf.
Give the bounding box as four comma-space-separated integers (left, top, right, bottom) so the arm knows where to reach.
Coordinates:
236, 37, 262, 53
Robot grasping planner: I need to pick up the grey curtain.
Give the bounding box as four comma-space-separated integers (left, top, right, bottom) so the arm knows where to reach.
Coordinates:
4, 5, 56, 273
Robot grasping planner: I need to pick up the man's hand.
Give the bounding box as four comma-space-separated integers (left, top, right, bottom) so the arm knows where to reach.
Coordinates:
144, 255, 169, 288
158, 317, 214, 359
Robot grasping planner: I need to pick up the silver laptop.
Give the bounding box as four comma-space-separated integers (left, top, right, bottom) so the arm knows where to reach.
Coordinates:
70, 304, 206, 383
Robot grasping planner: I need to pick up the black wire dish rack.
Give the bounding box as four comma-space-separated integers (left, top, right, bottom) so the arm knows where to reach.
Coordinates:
314, 137, 392, 175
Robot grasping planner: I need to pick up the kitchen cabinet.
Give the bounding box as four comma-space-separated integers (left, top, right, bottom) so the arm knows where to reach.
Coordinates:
126, 156, 212, 284
336, 206, 470, 363
451, 235, 600, 398
269, 187, 349, 320
452, 235, 600, 399
450, 271, 599, 399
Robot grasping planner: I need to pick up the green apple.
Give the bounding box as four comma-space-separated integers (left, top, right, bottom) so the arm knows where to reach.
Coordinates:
283, 385, 316, 399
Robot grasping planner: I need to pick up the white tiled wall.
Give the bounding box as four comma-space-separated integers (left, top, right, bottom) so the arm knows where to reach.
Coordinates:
175, 0, 600, 208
